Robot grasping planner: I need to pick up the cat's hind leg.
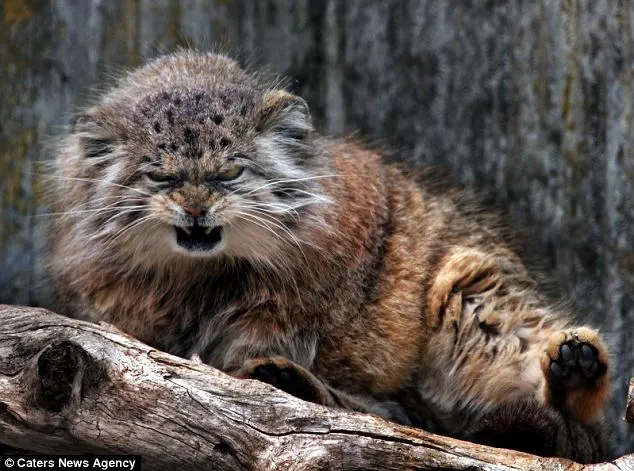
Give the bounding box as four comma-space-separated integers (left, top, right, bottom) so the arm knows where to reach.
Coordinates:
463, 398, 609, 463
540, 327, 609, 423
423, 248, 611, 461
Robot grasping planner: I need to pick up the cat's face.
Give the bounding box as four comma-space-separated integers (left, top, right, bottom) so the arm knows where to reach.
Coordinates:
57, 77, 327, 266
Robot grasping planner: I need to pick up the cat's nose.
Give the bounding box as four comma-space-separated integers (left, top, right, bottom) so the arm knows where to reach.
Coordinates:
183, 206, 206, 218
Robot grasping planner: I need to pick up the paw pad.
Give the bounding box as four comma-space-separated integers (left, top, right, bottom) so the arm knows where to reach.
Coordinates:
549, 341, 604, 388
251, 363, 293, 387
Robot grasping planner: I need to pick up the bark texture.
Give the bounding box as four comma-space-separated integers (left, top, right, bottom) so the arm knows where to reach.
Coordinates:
0, 0, 633, 455
0, 305, 632, 470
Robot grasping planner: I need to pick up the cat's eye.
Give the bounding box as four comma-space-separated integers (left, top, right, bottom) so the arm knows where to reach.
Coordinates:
145, 172, 177, 184
216, 165, 244, 181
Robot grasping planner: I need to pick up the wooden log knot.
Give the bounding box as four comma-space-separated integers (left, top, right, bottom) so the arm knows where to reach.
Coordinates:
30, 340, 107, 413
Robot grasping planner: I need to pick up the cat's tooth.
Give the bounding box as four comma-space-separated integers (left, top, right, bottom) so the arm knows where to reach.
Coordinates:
205, 227, 214, 235
182, 227, 192, 236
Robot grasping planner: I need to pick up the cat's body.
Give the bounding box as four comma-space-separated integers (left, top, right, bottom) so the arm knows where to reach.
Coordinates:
49, 51, 610, 462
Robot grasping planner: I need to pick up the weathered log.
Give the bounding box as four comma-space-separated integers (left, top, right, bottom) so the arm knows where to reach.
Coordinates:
0, 305, 631, 470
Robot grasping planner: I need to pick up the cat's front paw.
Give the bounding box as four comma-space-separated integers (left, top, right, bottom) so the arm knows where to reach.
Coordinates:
541, 327, 609, 422
234, 356, 332, 405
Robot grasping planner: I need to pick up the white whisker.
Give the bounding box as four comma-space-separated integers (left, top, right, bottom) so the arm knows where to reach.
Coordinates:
100, 214, 157, 244
100, 208, 152, 226
39, 174, 150, 196
233, 174, 345, 198
238, 208, 307, 261
37, 205, 149, 217
239, 202, 301, 221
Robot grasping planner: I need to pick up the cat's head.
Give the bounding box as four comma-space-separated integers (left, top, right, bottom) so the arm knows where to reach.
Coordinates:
55, 52, 331, 266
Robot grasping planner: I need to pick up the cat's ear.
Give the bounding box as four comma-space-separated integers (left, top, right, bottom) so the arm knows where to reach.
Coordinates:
256, 90, 313, 140
72, 111, 116, 160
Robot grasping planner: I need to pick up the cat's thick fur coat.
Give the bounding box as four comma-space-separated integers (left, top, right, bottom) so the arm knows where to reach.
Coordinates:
49, 51, 610, 462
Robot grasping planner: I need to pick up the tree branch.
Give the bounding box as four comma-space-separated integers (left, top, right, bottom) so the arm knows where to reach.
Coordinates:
0, 305, 631, 470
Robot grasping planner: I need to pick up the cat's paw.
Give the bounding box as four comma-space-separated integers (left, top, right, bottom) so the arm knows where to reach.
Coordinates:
540, 327, 609, 422
233, 356, 332, 405
548, 337, 604, 386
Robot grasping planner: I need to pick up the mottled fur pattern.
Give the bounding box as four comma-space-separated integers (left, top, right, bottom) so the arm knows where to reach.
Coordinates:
48, 51, 610, 462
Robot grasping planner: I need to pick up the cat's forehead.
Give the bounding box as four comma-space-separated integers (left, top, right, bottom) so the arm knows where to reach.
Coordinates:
133, 86, 258, 161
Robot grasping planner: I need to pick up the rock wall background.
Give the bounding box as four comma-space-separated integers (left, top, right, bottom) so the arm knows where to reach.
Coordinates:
1, 0, 632, 455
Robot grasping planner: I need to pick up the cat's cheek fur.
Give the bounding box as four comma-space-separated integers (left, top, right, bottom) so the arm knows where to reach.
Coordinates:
222, 221, 283, 262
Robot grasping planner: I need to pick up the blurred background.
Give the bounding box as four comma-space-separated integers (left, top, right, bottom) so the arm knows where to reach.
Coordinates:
0, 0, 632, 456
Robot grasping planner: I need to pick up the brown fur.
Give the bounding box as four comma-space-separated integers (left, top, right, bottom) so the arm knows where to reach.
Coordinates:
48, 51, 610, 462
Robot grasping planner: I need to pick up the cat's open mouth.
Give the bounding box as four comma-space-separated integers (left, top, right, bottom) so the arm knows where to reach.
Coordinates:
174, 224, 222, 251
